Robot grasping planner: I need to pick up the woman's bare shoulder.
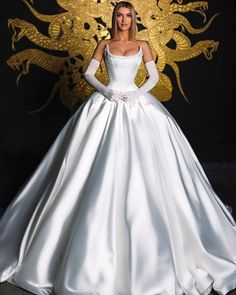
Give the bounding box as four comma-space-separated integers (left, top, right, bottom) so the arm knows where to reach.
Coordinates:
137, 40, 151, 49
92, 39, 111, 61
137, 40, 154, 62
98, 39, 111, 47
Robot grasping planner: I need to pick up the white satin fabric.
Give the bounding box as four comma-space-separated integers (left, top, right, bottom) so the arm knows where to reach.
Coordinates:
0, 44, 236, 295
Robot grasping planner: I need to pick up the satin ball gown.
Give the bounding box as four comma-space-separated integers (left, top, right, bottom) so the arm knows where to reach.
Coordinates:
0, 43, 236, 295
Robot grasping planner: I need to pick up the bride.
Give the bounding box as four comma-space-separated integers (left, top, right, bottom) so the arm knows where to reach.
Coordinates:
0, 1, 236, 295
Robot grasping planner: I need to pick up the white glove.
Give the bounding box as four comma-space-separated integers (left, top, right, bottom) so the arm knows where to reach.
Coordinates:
126, 60, 159, 101
84, 58, 128, 101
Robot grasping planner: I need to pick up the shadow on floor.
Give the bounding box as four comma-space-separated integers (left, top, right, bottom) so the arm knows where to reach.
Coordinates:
0, 282, 236, 295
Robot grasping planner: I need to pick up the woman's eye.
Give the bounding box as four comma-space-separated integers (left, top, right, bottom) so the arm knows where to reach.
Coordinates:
116, 14, 132, 17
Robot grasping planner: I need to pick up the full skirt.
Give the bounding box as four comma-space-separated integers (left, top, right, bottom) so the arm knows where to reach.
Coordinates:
0, 92, 236, 295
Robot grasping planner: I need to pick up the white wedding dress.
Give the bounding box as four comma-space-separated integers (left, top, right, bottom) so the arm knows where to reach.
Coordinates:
0, 44, 236, 295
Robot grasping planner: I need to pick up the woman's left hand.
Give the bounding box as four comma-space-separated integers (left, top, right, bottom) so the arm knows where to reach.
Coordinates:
119, 90, 139, 102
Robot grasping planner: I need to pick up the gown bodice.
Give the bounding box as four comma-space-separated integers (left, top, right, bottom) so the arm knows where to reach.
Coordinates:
104, 43, 143, 92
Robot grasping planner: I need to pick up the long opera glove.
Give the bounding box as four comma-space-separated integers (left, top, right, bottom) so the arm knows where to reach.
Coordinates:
126, 60, 159, 100
84, 58, 128, 101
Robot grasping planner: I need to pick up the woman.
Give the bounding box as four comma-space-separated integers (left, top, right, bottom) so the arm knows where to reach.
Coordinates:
0, 1, 236, 295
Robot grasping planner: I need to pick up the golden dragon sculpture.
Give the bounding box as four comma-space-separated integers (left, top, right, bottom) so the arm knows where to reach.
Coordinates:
6, 0, 219, 111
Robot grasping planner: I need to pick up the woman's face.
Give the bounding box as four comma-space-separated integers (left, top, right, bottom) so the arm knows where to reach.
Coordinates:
116, 7, 132, 32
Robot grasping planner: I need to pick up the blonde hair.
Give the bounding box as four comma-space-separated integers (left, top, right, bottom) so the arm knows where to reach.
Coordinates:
111, 1, 137, 40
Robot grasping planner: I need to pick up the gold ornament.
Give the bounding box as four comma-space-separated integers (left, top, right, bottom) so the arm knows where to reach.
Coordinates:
7, 0, 219, 111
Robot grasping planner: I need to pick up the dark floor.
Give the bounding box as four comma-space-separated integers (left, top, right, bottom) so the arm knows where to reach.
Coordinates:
0, 282, 31, 295
202, 162, 236, 218
0, 282, 236, 295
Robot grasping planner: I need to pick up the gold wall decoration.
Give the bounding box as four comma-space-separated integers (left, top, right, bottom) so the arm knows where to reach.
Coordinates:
7, 0, 219, 112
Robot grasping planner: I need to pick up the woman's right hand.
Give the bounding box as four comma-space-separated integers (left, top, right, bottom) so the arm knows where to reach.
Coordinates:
106, 89, 135, 102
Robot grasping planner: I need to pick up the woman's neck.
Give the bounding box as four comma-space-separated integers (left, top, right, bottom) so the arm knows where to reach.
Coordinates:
116, 30, 130, 42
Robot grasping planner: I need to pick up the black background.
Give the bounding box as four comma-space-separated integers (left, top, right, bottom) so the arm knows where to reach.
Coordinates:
0, 0, 236, 207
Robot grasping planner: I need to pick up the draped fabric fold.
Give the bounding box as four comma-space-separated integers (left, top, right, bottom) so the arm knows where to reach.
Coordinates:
0, 44, 236, 295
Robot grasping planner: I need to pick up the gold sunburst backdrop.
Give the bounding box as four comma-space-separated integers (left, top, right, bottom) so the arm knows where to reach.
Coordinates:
6, 0, 219, 112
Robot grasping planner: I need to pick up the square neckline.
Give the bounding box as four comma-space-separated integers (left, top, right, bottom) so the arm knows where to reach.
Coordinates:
105, 43, 142, 59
